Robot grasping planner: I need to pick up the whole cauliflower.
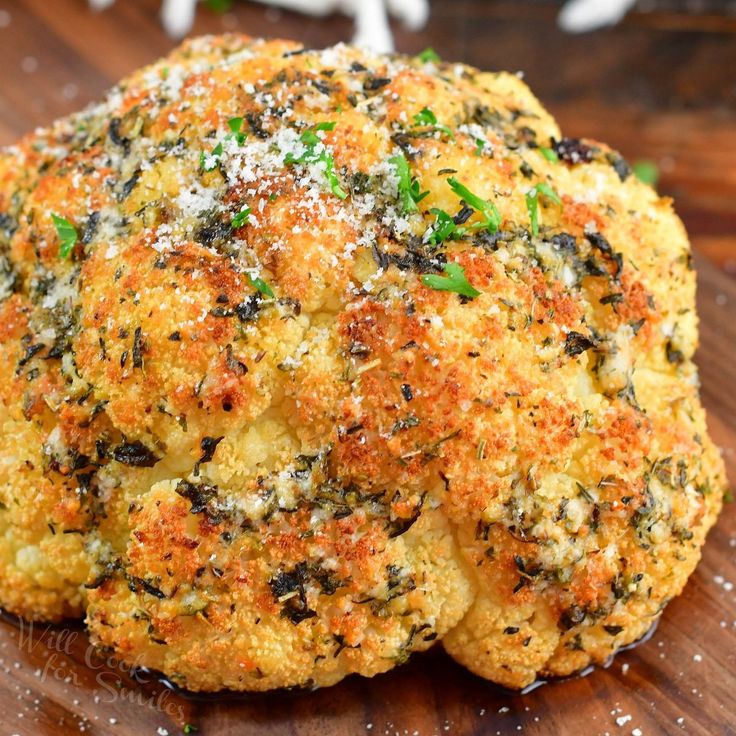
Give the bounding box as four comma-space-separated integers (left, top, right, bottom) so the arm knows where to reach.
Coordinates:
0, 35, 726, 692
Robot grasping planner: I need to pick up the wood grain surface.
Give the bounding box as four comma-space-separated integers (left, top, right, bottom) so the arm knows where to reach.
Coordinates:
0, 1, 734, 734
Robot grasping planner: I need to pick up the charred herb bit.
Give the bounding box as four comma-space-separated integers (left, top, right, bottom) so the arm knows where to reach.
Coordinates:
235, 294, 261, 322
599, 292, 624, 307
665, 340, 685, 365
175, 479, 219, 517
421, 262, 481, 299
586, 231, 623, 279
525, 182, 562, 237
559, 604, 586, 630
112, 440, 159, 468
400, 383, 413, 402
390, 153, 428, 213
606, 151, 631, 182
51, 214, 78, 259
447, 178, 501, 234
363, 76, 392, 91
108, 117, 130, 154
412, 107, 455, 140
552, 137, 594, 164
284, 122, 348, 200
127, 575, 166, 600
194, 436, 224, 476
132, 327, 145, 369
564, 331, 597, 357
81, 211, 100, 245
269, 562, 317, 625
417, 47, 441, 63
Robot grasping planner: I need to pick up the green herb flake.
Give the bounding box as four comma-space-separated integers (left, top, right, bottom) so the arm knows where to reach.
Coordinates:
231, 206, 252, 230
427, 208, 457, 245
421, 262, 481, 299
632, 159, 659, 186
474, 138, 487, 157
284, 122, 348, 200
417, 47, 441, 63
447, 178, 501, 233
390, 153, 428, 213
540, 146, 559, 163
525, 182, 562, 237
201, 117, 247, 171
183, 725, 199, 735
204, 0, 232, 13
51, 214, 78, 259
249, 275, 274, 298
412, 106, 455, 141
227, 116, 247, 145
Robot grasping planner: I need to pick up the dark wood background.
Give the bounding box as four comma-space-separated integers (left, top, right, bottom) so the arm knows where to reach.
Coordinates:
0, 1, 733, 734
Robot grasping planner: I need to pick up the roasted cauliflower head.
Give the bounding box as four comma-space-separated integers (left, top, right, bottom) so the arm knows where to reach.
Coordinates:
0, 35, 726, 692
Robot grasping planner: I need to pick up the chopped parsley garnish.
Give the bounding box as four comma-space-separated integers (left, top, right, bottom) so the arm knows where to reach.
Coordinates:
231, 206, 252, 229
284, 122, 348, 199
633, 159, 659, 186
248, 274, 274, 298
421, 262, 481, 299
417, 47, 441, 63
204, 0, 232, 13
390, 153, 429, 213
413, 107, 455, 140
51, 214, 78, 259
540, 146, 559, 163
227, 116, 247, 144
447, 178, 501, 233
427, 208, 458, 245
474, 138, 488, 156
183, 725, 199, 735
525, 182, 562, 236
200, 116, 248, 171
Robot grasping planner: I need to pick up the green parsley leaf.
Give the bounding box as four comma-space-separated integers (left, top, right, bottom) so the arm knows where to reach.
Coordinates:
421, 262, 481, 299
231, 206, 252, 230
204, 0, 232, 13
535, 181, 561, 205
447, 178, 500, 233
413, 107, 438, 127
284, 123, 348, 200
227, 116, 247, 145
417, 47, 441, 63
540, 146, 558, 163
183, 725, 199, 735
201, 118, 247, 171
51, 214, 78, 259
632, 159, 659, 186
249, 275, 274, 298
390, 153, 428, 213
427, 208, 457, 245
525, 182, 562, 237
412, 106, 455, 141
474, 138, 487, 157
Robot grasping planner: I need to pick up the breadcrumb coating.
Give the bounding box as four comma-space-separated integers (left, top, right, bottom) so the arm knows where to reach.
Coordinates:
0, 35, 726, 691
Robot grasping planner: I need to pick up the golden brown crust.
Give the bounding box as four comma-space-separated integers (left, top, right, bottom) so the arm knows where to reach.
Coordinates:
0, 34, 726, 691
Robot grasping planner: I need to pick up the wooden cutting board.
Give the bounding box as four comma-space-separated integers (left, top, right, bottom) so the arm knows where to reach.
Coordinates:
0, 2, 734, 734
0, 257, 733, 736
